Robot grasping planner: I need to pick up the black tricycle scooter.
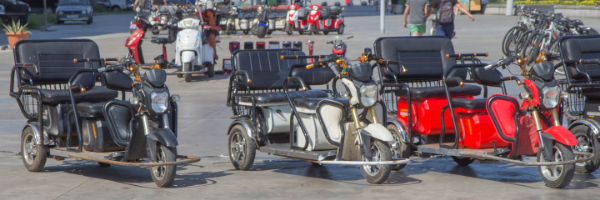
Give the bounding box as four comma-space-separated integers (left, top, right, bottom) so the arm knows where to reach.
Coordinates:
11, 40, 199, 188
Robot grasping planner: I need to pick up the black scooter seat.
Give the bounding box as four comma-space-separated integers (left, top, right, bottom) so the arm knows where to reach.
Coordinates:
151, 37, 173, 44
293, 97, 349, 110
394, 85, 481, 99
451, 98, 487, 110
239, 90, 329, 104
34, 86, 118, 104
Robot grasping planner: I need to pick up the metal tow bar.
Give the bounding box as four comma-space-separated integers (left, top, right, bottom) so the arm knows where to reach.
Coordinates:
67, 154, 201, 167
318, 158, 411, 166
459, 152, 593, 166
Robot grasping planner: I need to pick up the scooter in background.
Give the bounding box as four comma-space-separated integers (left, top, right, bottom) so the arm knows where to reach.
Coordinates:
306, 4, 321, 35
174, 17, 216, 82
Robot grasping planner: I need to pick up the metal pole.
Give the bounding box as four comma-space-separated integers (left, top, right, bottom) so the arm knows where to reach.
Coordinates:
380, 0, 384, 33
505, 0, 513, 16
44, 0, 48, 27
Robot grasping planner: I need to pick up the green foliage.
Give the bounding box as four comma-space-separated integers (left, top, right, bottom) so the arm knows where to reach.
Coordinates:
27, 13, 57, 28
489, 0, 599, 5
93, 5, 108, 13
2, 20, 30, 34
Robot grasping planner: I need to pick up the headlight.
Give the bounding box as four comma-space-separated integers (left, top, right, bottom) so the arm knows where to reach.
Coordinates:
359, 84, 378, 107
542, 86, 560, 109
136, 7, 141, 12
151, 92, 169, 113
58, 10, 64, 15
82, 10, 88, 14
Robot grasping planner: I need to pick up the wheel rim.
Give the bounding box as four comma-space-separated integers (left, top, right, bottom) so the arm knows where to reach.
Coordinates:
362, 143, 382, 176
540, 146, 565, 181
230, 132, 246, 164
152, 147, 167, 180
575, 134, 593, 167
390, 132, 402, 159
23, 134, 36, 165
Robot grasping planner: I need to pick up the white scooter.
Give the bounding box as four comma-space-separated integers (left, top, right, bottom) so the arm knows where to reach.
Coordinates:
174, 17, 215, 82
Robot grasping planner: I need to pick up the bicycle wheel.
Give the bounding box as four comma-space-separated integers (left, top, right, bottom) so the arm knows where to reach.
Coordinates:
514, 30, 532, 54
502, 26, 519, 56
522, 33, 541, 66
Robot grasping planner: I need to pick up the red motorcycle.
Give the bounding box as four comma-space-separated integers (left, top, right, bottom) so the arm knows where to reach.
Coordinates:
126, 12, 177, 69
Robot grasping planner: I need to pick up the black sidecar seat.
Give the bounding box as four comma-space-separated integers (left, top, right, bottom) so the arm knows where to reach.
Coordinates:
33, 86, 118, 104
151, 37, 174, 44
293, 97, 349, 110
560, 35, 600, 81
394, 85, 481, 99
240, 90, 329, 104
450, 98, 487, 110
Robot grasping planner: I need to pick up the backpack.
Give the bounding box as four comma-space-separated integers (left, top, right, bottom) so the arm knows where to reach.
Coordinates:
437, 0, 455, 24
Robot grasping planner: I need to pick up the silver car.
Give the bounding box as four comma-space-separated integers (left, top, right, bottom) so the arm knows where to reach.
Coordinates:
56, 0, 93, 24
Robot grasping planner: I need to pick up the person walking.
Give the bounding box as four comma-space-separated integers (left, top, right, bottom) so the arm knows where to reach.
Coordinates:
430, 0, 474, 39
390, 0, 398, 14
403, 0, 430, 36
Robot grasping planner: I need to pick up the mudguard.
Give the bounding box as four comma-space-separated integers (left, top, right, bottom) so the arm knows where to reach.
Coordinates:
388, 119, 408, 143
227, 119, 255, 139
181, 51, 196, 65
544, 126, 578, 146
148, 128, 178, 147
334, 20, 343, 29
25, 122, 46, 145
569, 119, 600, 138
361, 123, 395, 142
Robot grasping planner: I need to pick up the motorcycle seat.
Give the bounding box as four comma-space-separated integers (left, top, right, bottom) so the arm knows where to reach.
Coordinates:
77, 102, 107, 118
151, 37, 174, 44
239, 90, 329, 104
293, 97, 349, 110
451, 98, 487, 110
33, 86, 118, 104
394, 85, 481, 99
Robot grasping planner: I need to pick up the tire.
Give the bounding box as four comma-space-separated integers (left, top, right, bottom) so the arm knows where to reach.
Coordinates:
152, 27, 160, 35
206, 63, 215, 77
19, 14, 28, 26
256, 25, 267, 38
298, 29, 304, 35
537, 143, 575, 188
337, 24, 345, 35
308, 25, 313, 36
228, 124, 256, 170
243, 30, 249, 35
571, 125, 600, 173
112, 6, 121, 12
98, 162, 111, 167
514, 30, 531, 54
287, 30, 293, 35
150, 145, 177, 188
87, 16, 93, 24
226, 24, 232, 35
177, 74, 183, 78
502, 26, 519, 56
360, 140, 392, 184
522, 33, 541, 66
323, 31, 329, 35
451, 156, 475, 166
184, 62, 192, 82
388, 124, 409, 171
21, 127, 47, 172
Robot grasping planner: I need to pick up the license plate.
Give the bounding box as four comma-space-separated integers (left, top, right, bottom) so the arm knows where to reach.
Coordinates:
67, 15, 78, 18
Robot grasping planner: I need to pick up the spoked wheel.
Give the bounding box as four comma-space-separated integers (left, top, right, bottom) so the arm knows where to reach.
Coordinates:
522, 34, 541, 66
21, 127, 47, 172
514, 30, 531, 53
184, 62, 192, 82
502, 27, 519, 56
360, 140, 392, 184
388, 124, 409, 171
228, 125, 256, 170
537, 143, 575, 188
151, 145, 177, 188
571, 125, 600, 173
451, 156, 475, 166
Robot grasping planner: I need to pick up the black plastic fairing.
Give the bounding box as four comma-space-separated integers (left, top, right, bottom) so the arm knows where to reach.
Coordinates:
349, 63, 373, 82
101, 71, 134, 90
70, 73, 96, 92
144, 69, 167, 88
530, 61, 555, 81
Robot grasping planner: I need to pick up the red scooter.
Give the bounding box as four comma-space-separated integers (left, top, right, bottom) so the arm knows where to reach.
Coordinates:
306, 4, 321, 35
316, 2, 345, 35
126, 12, 176, 69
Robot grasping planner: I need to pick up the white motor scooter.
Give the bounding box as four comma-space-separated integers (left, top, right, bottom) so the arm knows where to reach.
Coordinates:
174, 17, 215, 82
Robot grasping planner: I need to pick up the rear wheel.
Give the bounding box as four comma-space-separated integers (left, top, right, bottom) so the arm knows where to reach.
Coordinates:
21, 127, 47, 172
522, 33, 541, 66
571, 125, 600, 173
206, 63, 215, 77
308, 25, 314, 36
501, 26, 518, 55
514, 30, 532, 53
243, 30, 249, 35
152, 27, 160, 35
323, 31, 329, 35
537, 143, 575, 188
451, 156, 475, 166
388, 124, 409, 171
112, 6, 121, 12
184, 62, 192, 82
226, 24, 232, 35
228, 125, 256, 170
360, 140, 392, 184
151, 145, 177, 188
256, 25, 267, 38
337, 24, 345, 34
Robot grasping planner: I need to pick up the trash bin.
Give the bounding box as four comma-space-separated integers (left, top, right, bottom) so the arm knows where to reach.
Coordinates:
256, 41, 265, 49
244, 41, 254, 49
229, 41, 240, 53
282, 41, 292, 48
269, 41, 280, 49
293, 41, 302, 50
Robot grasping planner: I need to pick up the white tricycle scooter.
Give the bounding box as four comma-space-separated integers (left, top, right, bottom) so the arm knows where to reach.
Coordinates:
174, 17, 216, 82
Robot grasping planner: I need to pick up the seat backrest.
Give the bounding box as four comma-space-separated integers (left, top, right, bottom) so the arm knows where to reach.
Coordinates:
560, 35, 600, 81
320, 6, 331, 18
471, 68, 504, 86
14, 39, 101, 84
374, 36, 463, 80
297, 7, 308, 19
330, 6, 341, 15
233, 49, 309, 90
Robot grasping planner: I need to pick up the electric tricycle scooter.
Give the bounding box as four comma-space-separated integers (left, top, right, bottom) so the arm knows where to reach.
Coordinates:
226, 48, 409, 184
315, 2, 344, 35
371, 36, 591, 188
11, 39, 199, 188
173, 16, 216, 82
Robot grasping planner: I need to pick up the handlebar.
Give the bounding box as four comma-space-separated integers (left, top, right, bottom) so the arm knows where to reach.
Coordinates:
73, 58, 119, 63
445, 53, 488, 59
579, 59, 600, 65
484, 54, 518, 70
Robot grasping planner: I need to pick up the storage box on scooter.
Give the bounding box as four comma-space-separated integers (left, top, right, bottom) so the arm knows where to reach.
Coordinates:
455, 110, 510, 149
397, 96, 456, 135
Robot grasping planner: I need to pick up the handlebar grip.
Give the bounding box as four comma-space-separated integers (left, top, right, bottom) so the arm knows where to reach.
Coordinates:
445, 53, 488, 59
484, 64, 496, 70
579, 59, 600, 65
474, 53, 488, 57
73, 58, 90, 63
279, 55, 325, 60
445, 54, 461, 58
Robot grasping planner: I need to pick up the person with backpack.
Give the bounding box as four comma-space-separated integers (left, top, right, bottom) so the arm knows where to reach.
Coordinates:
403, 0, 431, 36
430, 0, 474, 39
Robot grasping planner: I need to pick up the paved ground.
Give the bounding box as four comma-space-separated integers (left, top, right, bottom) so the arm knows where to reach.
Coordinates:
1, 11, 600, 200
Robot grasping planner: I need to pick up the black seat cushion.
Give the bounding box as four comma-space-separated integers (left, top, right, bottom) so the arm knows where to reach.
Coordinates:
34, 86, 118, 104
239, 90, 329, 104
451, 98, 487, 110
233, 49, 306, 90
394, 85, 481, 99
77, 102, 106, 118
151, 37, 173, 44
560, 35, 600, 80
293, 98, 349, 110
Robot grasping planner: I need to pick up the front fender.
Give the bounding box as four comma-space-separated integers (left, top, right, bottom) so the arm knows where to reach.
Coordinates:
361, 123, 394, 142
569, 119, 600, 138
148, 128, 178, 147
335, 20, 343, 28
227, 119, 255, 140
544, 126, 578, 146
388, 119, 408, 143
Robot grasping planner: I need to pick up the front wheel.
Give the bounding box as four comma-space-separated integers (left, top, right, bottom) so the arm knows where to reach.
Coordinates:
451, 156, 475, 166
256, 25, 267, 38
308, 25, 314, 36
152, 27, 160, 35
537, 143, 575, 188
571, 125, 600, 173
87, 16, 93, 24
21, 127, 47, 172
184, 62, 192, 82
360, 140, 392, 184
228, 125, 256, 170
206, 63, 215, 77
388, 124, 409, 171
151, 145, 177, 188
243, 30, 249, 35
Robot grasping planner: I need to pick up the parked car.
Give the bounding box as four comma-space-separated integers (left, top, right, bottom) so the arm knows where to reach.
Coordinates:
95, 0, 112, 10
56, 0, 93, 24
20, 0, 57, 13
0, 0, 30, 25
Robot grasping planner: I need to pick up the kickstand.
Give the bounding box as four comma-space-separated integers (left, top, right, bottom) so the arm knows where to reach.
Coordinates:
492, 141, 498, 154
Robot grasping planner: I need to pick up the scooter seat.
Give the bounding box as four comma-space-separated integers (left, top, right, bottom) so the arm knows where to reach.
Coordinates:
77, 102, 107, 118
33, 86, 118, 104
451, 98, 487, 110
394, 85, 481, 99
293, 97, 349, 110
151, 37, 173, 44
239, 90, 329, 104
581, 88, 600, 99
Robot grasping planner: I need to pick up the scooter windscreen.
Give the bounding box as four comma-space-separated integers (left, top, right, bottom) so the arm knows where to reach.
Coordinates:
530, 61, 555, 81
144, 69, 168, 88
348, 63, 373, 82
